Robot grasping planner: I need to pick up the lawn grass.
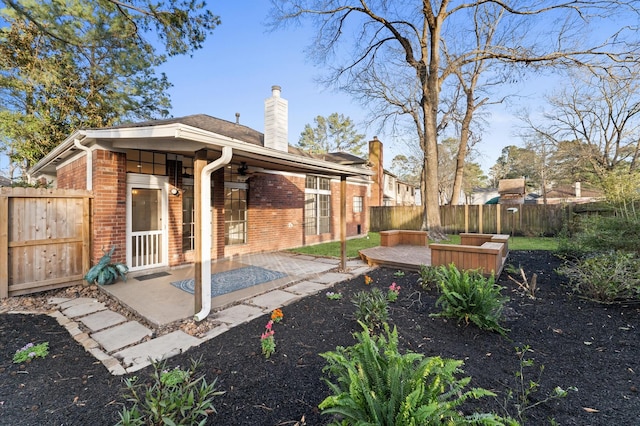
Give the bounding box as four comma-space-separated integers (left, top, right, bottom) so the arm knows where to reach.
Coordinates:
288, 232, 381, 258
288, 232, 558, 258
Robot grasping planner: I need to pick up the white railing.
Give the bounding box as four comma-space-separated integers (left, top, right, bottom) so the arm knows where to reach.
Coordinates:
131, 230, 163, 269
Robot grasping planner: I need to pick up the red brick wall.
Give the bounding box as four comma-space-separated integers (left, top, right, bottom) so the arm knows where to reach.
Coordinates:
57, 155, 87, 190
224, 172, 305, 257
167, 160, 184, 266
212, 168, 225, 259
92, 150, 126, 264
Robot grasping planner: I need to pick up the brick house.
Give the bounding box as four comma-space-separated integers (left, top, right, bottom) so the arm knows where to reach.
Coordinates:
29, 86, 375, 274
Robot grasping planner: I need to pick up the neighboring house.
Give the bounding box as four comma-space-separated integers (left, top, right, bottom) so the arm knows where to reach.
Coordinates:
469, 187, 499, 205
0, 175, 10, 187
535, 182, 604, 204
29, 86, 374, 272
368, 138, 419, 207
498, 178, 526, 204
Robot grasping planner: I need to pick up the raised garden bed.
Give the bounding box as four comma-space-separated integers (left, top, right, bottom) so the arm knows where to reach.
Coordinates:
430, 233, 510, 276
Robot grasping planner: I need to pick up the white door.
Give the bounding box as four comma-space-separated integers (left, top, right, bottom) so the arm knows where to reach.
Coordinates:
126, 175, 169, 271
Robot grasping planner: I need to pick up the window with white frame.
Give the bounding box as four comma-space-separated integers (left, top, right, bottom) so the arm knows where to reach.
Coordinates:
305, 176, 331, 234
224, 165, 248, 245
353, 196, 363, 213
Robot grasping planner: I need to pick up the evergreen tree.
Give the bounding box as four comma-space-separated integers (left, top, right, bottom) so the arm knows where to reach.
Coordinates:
0, 0, 219, 175
297, 113, 366, 157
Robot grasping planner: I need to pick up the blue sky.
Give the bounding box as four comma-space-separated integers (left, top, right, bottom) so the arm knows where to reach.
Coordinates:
0, 1, 540, 176
156, 1, 517, 171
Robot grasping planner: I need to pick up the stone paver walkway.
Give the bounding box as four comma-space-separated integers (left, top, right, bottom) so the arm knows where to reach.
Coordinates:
39, 256, 373, 375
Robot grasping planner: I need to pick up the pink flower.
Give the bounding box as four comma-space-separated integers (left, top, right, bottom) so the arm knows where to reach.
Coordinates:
389, 283, 401, 292
261, 330, 274, 340
265, 320, 274, 331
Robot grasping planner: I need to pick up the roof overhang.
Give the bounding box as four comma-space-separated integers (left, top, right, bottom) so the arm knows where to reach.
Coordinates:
29, 124, 373, 178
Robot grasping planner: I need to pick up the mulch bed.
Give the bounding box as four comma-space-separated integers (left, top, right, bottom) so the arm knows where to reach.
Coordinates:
1, 250, 638, 425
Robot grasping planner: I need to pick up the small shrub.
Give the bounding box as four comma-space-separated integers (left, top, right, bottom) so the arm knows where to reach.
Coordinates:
117, 357, 223, 426
351, 288, 389, 330
387, 282, 401, 302
261, 320, 276, 359
561, 215, 640, 255
499, 346, 577, 424
431, 264, 509, 336
505, 264, 538, 299
417, 264, 439, 290
326, 291, 343, 300
84, 246, 128, 285
319, 322, 517, 425
557, 251, 640, 303
13, 342, 49, 363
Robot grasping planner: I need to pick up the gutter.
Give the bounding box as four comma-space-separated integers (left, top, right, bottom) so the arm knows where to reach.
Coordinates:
73, 137, 92, 190
176, 125, 374, 177
28, 130, 85, 176
194, 146, 233, 321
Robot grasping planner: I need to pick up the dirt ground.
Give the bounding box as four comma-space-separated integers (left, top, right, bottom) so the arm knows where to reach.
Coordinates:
1, 250, 638, 425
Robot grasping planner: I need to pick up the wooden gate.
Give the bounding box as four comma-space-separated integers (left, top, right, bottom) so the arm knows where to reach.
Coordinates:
0, 188, 91, 298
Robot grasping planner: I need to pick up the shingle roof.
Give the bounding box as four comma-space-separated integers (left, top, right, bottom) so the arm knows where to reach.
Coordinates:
498, 178, 526, 195
104, 114, 264, 146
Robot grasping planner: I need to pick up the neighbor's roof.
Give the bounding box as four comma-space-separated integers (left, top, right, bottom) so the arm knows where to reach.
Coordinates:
498, 178, 526, 195
546, 184, 603, 198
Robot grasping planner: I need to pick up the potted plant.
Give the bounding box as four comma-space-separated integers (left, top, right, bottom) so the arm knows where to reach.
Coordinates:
84, 246, 128, 285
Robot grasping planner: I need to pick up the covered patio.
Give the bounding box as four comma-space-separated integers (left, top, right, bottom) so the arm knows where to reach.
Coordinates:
99, 250, 368, 327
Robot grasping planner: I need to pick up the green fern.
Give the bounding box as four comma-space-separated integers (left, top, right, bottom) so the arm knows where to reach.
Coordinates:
431, 264, 509, 337
319, 322, 517, 425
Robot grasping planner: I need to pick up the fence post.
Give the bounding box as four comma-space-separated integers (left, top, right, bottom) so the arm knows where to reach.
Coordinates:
478, 204, 483, 233
0, 193, 8, 298
464, 204, 469, 233
82, 197, 91, 283
497, 205, 501, 234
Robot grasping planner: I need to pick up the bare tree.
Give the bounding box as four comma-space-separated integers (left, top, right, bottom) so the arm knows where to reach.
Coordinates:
270, 0, 639, 237
523, 67, 640, 180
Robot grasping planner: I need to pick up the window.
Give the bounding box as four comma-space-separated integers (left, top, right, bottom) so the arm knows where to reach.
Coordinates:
126, 149, 167, 175
305, 176, 331, 234
224, 164, 248, 245
353, 196, 363, 213
181, 183, 194, 252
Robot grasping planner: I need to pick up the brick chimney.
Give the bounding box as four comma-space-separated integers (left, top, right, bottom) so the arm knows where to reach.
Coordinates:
369, 137, 384, 206
264, 85, 288, 152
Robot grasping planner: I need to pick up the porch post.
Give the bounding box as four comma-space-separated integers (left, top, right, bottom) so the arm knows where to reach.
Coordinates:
193, 149, 207, 313
340, 175, 347, 271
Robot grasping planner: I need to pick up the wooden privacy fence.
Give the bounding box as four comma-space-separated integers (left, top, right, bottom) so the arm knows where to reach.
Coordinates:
370, 204, 573, 236
1, 188, 92, 298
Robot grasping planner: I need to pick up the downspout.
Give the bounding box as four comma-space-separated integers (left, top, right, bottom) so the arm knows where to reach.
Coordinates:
194, 146, 233, 321
73, 137, 92, 190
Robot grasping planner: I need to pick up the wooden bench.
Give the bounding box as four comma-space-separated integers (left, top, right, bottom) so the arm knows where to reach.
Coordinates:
430, 233, 510, 276
380, 230, 428, 247
460, 233, 510, 259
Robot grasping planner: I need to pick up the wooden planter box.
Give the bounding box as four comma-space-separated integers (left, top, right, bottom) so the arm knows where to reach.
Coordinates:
380, 230, 428, 247
430, 233, 510, 276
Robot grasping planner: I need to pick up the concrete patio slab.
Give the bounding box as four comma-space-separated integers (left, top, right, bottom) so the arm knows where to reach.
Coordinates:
79, 310, 128, 332
62, 301, 107, 318
92, 321, 153, 353
114, 331, 200, 373
249, 289, 300, 310
315, 257, 341, 264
